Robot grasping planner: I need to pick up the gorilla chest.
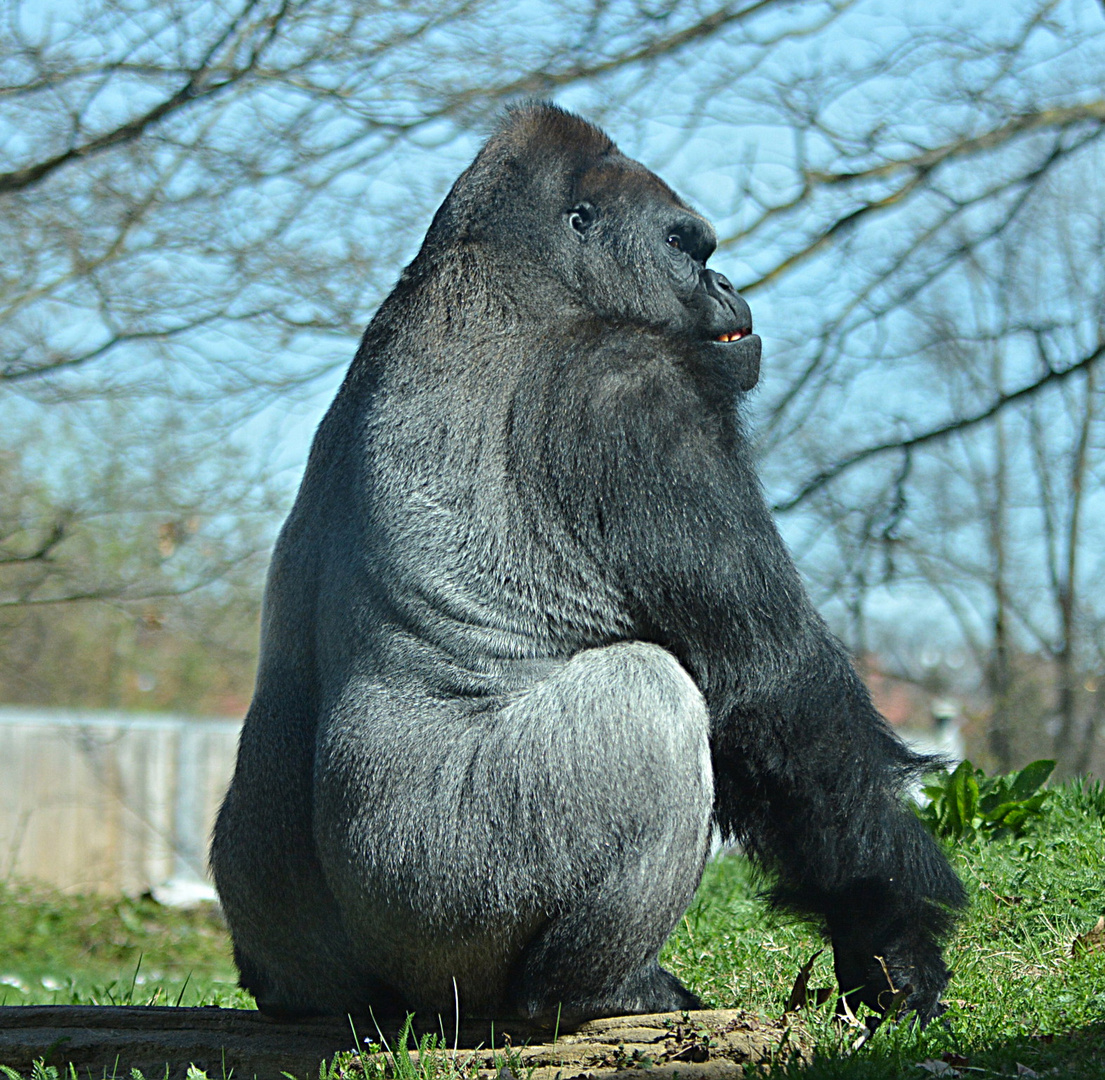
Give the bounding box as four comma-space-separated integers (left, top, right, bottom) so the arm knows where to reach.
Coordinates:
382, 491, 632, 655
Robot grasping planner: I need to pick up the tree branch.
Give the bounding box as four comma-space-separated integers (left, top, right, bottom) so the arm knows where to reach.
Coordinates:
0, 0, 290, 195
807, 101, 1105, 187
0, 517, 70, 565
772, 340, 1105, 513
726, 101, 1105, 292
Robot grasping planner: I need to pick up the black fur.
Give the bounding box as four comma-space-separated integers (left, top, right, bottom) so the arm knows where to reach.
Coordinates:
211, 102, 965, 1027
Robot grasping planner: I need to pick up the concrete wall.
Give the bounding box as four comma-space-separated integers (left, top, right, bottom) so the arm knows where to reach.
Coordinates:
0, 707, 241, 898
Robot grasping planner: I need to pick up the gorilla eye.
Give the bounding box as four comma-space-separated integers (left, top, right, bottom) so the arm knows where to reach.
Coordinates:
666, 233, 683, 250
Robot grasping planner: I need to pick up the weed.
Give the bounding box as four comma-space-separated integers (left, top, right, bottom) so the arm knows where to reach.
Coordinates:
913, 759, 1055, 841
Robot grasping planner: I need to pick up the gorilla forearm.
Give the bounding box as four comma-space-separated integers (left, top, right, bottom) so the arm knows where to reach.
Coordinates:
712, 673, 966, 1020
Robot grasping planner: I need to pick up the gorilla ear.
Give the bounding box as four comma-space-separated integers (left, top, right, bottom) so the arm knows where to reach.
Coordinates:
566, 202, 596, 238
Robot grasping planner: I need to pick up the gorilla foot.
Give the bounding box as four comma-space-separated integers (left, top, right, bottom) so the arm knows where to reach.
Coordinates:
518, 961, 701, 1027
619, 961, 704, 1014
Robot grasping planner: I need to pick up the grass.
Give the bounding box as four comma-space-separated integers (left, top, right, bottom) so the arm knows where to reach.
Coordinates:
0, 885, 247, 1009
1, 778, 1104, 1077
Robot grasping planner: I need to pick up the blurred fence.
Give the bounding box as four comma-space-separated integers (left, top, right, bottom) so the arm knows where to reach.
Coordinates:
0, 707, 241, 898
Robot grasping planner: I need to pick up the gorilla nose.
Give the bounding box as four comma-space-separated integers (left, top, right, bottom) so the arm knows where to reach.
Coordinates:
703, 269, 751, 329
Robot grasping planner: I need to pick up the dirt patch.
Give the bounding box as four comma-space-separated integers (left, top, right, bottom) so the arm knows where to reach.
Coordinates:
451, 1008, 809, 1080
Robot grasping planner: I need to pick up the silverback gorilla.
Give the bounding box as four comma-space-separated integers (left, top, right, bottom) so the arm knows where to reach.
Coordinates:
211, 103, 965, 1027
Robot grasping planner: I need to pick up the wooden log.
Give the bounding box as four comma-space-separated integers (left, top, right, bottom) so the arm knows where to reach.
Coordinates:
0, 1005, 806, 1080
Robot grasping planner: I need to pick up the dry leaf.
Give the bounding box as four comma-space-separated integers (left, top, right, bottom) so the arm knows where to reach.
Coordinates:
917, 1059, 960, 1076
1071, 915, 1105, 957
782, 950, 824, 1013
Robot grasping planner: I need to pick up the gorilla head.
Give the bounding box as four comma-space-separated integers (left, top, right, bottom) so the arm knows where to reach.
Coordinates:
404, 103, 760, 392
212, 102, 963, 1031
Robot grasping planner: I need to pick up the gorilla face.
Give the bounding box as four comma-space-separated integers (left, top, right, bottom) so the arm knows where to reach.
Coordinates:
416, 106, 761, 394
562, 156, 761, 391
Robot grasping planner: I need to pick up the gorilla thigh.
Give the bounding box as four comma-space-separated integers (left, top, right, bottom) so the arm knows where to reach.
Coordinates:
311, 642, 713, 1022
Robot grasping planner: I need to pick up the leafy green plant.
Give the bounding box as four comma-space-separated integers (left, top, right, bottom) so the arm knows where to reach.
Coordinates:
0, 1063, 72, 1080
913, 758, 1055, 841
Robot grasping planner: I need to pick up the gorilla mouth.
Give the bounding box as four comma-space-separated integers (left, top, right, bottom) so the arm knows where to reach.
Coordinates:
716, 330, 750, 343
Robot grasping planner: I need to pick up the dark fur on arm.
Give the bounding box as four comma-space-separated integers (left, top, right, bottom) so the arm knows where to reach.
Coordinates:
713, 651, 966, 1020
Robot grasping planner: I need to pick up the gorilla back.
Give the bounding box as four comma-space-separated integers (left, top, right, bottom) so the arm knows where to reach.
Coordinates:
211, 103, 964, 1026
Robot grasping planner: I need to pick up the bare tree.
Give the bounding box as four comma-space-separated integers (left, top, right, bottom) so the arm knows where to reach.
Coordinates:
5, 0, 1101, 411
2, 0, 1104, 732
1, 0, 870, 699
827, 158, 1105, 776
0, 399, 280, 708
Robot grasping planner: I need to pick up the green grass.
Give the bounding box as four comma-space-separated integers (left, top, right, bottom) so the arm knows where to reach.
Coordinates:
0, 884, 247, 1008
2, 778, 1104, 1077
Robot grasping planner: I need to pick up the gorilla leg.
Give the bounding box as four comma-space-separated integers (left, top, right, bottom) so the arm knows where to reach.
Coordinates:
315, 641, 713, 1021
211, 701, 404, 1019
501, 642, 713, 1023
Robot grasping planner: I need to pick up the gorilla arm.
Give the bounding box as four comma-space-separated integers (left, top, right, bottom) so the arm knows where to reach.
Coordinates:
532, 327, 966, 1023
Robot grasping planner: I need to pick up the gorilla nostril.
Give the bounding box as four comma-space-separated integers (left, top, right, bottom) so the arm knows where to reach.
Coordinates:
717, 275, 734, 292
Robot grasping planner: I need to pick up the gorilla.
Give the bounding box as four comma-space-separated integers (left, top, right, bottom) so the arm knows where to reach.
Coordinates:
211, 102, 964, 1028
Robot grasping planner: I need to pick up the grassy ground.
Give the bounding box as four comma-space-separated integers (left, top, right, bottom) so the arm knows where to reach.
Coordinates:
1, 779, 1103, 1077
0, 886, 247, 1010
663, 777, 1105, 1077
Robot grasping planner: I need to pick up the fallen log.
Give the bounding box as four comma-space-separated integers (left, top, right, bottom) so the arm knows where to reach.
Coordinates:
0, 1005, 806, 1079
